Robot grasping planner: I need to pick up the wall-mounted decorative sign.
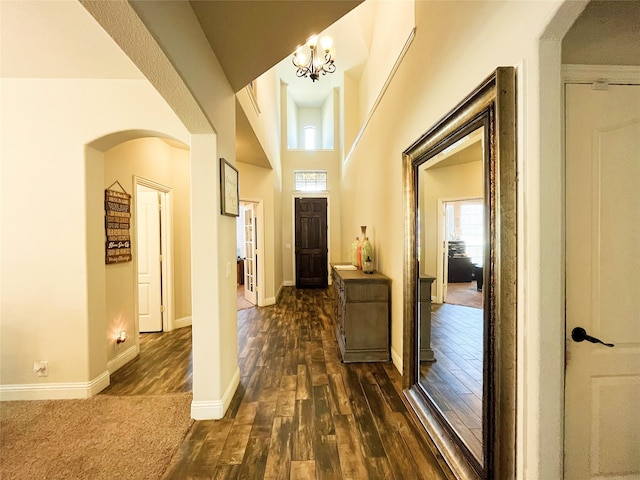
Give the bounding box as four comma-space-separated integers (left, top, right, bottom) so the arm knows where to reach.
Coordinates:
105, 181, 132, 264
220, 158, 239, 217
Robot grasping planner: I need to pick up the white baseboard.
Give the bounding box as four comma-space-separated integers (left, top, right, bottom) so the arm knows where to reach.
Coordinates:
174, 316, 192, 329
0, 370, 111, 401
391, 346, 403, 373
283, 280, 294, 287
107, 344, 139, 374
264, 297, 276, 306
190, 367, 240, 420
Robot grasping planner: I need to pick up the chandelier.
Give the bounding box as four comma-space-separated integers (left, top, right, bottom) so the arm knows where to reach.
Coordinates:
292, 35, 335, 82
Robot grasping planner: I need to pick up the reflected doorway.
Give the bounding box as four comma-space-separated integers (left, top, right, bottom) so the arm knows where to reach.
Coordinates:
442, 199, 484, 309
417, 125, 486, 465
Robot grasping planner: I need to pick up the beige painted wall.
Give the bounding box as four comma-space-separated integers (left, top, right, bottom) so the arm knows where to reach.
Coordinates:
340, 1, 571, 477
281, 150, 343, 285
342, 0, 560, 374
236, 67, 282, 175
236, 162, 281, 303
0, 77, 189, 393
357, 0, 415, 125
103, 137, 191, 367
122, 0, 241, 414
420, 161, 483, 282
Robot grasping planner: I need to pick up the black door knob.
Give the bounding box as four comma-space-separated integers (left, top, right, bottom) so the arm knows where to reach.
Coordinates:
571, 327, 614, 347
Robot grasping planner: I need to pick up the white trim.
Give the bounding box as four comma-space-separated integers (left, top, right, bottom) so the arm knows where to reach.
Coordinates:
264, 297, 276, 306
433, 195, 484, 304
275, 282, 286, 302
239, 198, 265, 307
190, 367, 240, 420
133, 177, 175, 332
558, 64, 640, 480
283, 280, 294, 287
515, 58, 528, 480
562, 64, 640, 84
344, 28, 416, 166
107, 344, 139, 374
0, 371, 110, 401
174, 316, 192, 328
246, 82, 261, 114
391, 346, 402, 372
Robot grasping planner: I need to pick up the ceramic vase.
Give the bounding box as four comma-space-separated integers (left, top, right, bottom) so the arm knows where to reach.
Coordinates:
362, 237, 373, 273
350, 237, 359, 267
357, 226, 367, 269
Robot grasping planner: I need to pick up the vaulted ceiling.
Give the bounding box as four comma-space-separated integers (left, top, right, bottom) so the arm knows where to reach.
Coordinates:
189, 0, 363, 92
188, 0, 364, 168
2, 0, 364, 169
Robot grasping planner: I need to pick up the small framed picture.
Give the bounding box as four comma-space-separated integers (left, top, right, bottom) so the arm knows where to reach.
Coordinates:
220, 158, 239, 217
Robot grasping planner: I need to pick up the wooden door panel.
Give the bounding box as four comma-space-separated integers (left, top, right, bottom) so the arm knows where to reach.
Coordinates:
565, 83, 640, 479
137, 188, 162, 333
295, 198, 328, 288
243, 203, 257, 304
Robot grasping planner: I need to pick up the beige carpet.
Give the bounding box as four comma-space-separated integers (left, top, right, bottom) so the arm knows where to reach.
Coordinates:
0, 392, 193, 480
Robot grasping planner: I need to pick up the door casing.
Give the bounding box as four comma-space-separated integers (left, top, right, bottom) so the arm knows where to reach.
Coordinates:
562, 64, 640, 479
292, 194, 330, 288
240, 198, 265, 306
134, 176, 174, 332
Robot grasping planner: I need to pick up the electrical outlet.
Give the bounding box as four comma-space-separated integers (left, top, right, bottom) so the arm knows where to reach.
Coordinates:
33, 360, 48, 377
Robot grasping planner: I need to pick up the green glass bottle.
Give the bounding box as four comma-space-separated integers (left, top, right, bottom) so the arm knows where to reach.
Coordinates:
362, 237, 373, 273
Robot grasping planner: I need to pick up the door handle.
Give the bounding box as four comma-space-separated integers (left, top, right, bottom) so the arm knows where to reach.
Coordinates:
571, 327, 614, 347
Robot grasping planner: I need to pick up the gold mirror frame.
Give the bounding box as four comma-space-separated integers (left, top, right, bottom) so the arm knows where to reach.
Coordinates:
402, 67, 516, 479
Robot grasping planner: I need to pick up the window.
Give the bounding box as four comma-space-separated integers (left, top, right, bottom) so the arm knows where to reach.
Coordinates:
294, 171, 327, 192
304, 126, 316, 150
446, 199, 484, 264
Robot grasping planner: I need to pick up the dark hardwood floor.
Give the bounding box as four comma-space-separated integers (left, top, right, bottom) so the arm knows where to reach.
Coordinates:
104, 287, 449, 479
419, 303, 483, 461
100, 325, 192, 396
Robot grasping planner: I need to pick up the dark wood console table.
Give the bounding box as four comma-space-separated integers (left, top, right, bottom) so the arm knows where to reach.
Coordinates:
331, 264, 390, 362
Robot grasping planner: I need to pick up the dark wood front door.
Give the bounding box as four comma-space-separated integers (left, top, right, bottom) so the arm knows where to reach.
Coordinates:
295, 197, 328, 288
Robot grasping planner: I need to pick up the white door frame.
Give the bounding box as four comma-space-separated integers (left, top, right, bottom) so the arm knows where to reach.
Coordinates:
134, 176, 174, 332
435, 196, 482, 304
240, 198, 265, 307
291, 193, 331, 286
561, 64, 640, 476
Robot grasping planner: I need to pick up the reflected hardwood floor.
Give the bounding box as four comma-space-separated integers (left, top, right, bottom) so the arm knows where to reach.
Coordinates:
156, 287, 449, 480
419, 303, 483, 461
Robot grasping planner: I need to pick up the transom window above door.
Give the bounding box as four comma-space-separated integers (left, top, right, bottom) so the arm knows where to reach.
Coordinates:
294, 170, 328, 192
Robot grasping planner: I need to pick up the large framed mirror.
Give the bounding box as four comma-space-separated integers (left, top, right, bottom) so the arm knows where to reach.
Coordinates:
402, 67, 516, 479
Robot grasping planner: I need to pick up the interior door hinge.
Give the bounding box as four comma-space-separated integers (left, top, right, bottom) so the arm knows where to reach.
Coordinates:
159, 254, 163, 263
160, 305, 165, 313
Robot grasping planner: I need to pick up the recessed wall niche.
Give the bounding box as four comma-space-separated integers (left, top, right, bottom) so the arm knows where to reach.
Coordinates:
286, 88, 334, 150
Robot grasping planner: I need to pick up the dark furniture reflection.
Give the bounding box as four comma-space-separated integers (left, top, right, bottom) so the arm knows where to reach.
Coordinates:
475, 265, 483, 291
447, 240, 473, 283
419, 276, 436, 362
448, 256, 474, 282
331, 264, 391, 362
237, 257, 244, 285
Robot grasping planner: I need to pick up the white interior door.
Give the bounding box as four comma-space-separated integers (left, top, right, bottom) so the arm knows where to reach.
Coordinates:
137, 186, 163, 333
565, 83, 640, 479
243, 203, 257, 305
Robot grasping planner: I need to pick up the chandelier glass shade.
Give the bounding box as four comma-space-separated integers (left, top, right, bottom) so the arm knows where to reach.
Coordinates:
292, 35, 336, 82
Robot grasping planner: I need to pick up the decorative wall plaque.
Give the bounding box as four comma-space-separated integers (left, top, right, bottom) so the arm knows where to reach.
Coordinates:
105, 183, 132, 264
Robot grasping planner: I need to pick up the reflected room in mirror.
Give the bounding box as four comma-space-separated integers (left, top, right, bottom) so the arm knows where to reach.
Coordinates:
402, 67, 517, 480
418, 126, 486, 462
